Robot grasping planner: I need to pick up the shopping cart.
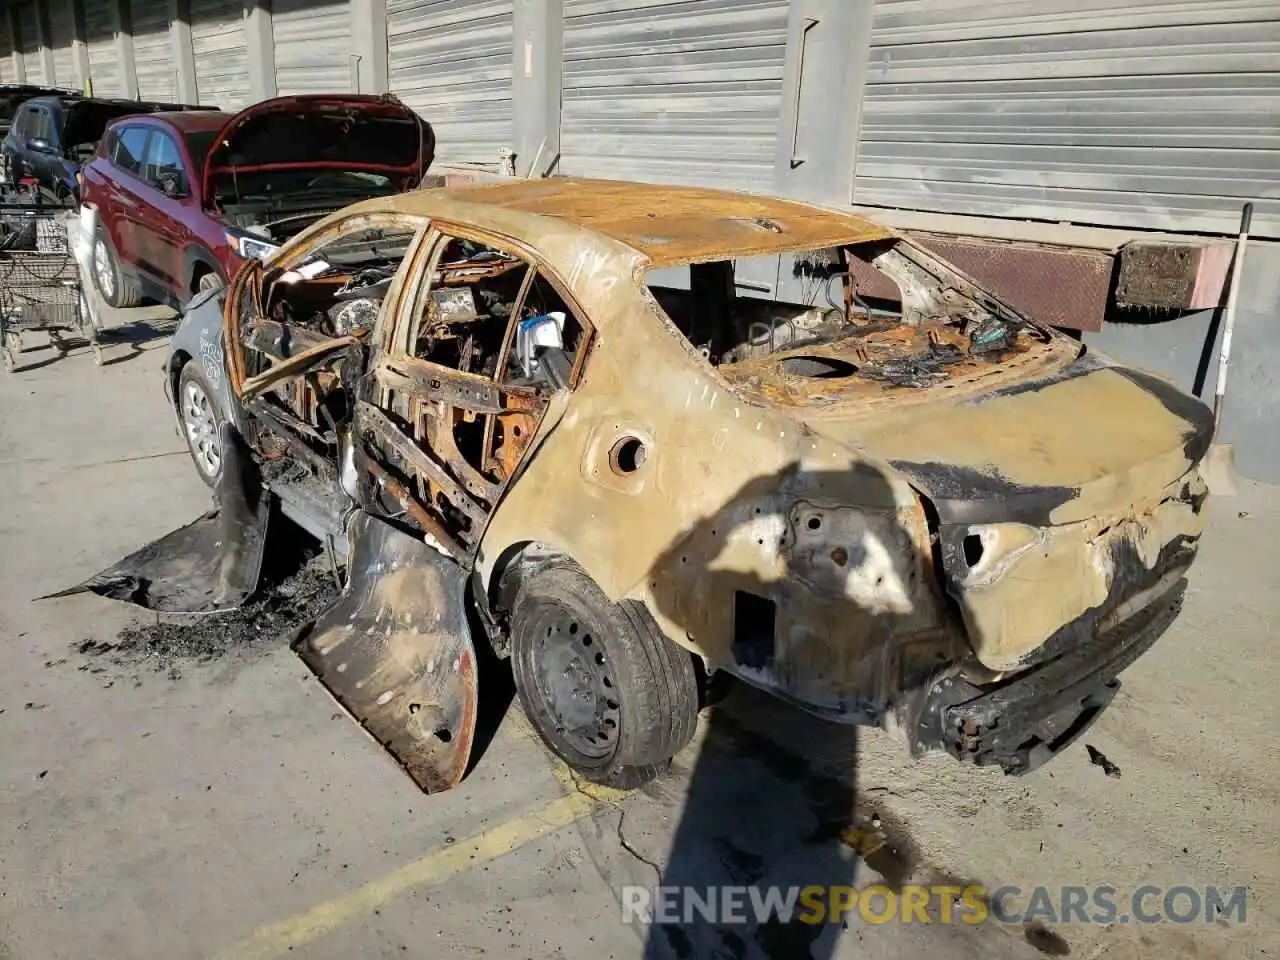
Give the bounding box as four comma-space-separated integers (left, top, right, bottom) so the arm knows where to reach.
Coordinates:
0, 187, 95, 371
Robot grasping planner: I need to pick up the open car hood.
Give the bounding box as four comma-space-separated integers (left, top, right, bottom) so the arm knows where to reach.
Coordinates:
201, 94, 434, 209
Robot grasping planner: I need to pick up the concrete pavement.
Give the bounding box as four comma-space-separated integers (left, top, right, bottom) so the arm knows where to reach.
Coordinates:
1, 326, 1275, 960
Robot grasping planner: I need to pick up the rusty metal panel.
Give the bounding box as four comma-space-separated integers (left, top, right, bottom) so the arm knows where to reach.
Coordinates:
912, 234, 1112, 332
295, 510, 479, 793
445, 176, 893, 267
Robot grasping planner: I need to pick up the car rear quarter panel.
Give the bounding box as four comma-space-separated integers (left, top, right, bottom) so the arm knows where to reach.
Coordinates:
476, 235, 952, 714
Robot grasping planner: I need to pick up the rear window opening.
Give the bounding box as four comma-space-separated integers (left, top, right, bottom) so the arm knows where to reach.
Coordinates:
645, 238, 1060, 395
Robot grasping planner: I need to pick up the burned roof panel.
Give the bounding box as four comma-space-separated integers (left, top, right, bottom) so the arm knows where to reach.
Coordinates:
416, 177, 895, 265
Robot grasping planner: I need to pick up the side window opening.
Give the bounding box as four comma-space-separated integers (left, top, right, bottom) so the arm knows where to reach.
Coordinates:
499, 270, 586, 391
402, 235, 532, 488
263, 226, 416, 341
34, 108, 54, 143
366, 235, 591, 552
413, 236, 529, 374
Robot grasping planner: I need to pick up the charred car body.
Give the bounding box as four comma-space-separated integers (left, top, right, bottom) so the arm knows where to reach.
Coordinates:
68, 178, 1211, 790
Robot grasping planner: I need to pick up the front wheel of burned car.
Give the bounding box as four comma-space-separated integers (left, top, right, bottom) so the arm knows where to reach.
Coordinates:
510, 558, 699, 789
177, 362, 224, 488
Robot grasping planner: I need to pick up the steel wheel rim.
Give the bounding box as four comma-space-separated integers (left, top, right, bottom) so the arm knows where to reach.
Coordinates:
528, 606, 620, 759
93, 240, 114, 299
182, 380, 220, 477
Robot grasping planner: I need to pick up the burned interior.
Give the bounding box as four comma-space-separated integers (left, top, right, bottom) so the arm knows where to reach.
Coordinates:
646, 235, 1073, 399
225, 216, 586, 567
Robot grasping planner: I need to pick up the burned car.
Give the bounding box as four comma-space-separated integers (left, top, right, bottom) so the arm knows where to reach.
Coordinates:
70, 178, 1210, 791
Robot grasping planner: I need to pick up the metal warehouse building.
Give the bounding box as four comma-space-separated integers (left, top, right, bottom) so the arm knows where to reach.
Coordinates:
1, 0, 1278, 478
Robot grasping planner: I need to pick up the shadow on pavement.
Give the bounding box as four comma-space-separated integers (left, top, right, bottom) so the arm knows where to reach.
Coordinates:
96, 317, 181, 366
627, 463, 1025, 958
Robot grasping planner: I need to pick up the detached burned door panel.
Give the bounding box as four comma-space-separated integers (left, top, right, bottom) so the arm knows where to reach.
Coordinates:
357, 231, 585, 556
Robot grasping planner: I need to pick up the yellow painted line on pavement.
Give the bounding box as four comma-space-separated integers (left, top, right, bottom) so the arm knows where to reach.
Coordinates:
212, 712, 639, 960
507, 711, 630, 806
210, 790, 596, 960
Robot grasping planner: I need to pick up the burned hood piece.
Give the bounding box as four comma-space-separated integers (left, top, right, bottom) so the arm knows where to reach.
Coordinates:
201, 94, 434, 209
293, 511, 478, 794
45, 425, 271, 613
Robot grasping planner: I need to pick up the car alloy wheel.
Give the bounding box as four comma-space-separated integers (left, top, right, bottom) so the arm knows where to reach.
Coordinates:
93, 238, 115, 302
181, 376, 221, 482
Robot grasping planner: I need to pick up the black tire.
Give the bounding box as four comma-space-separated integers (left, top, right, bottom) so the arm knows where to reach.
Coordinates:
176, 362, 224, 488
92, 224, 141, 309
510, 557, 699, 788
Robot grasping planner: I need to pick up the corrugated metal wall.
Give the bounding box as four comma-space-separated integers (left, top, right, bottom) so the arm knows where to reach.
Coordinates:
49, 1, 76, 88
0, 15, 14, 84
131, 0, 177, 101
82, 0, 121, 97
855, 0, 1280, 237
190, 0, 249, 109
387, 0, 514, 168
273, 0, 351, 95
559, 0, 788, 191
15, 0, 46, 84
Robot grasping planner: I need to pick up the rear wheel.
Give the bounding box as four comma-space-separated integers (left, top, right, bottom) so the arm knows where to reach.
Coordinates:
177, 362, 224, 487
92, 225, 141, 308
510, 557, 699, 788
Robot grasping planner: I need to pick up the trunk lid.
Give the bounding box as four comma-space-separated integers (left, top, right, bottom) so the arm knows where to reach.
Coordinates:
729, 341, 1211, 527
785, 352, 1212, 671
200, 94, 434, 211
814, 357, 1212, 527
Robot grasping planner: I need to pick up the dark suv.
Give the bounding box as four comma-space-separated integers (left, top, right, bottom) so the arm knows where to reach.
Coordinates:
80, 94, 434, 309
0, 94, 206, 200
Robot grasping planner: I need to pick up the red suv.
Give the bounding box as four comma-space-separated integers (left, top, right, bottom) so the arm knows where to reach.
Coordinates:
80, 94, 434, 308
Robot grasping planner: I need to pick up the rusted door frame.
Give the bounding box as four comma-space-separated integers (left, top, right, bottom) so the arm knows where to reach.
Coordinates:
222, 212, 434, 432
354, 223, 593, 561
